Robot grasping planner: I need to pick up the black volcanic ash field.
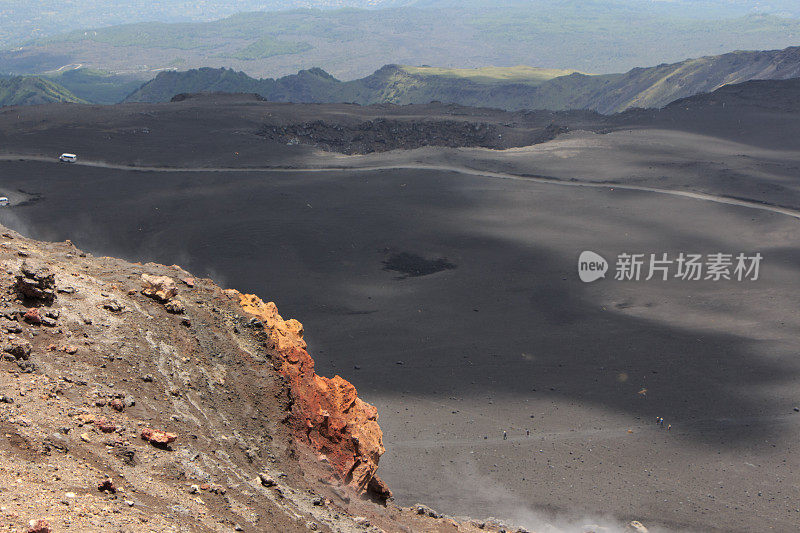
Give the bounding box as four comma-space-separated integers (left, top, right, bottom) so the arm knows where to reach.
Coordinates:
2, 99, 800, 532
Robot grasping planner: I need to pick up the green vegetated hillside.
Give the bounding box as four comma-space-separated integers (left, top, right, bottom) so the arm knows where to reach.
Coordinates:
47, 69, 146, 105
231, 37, 313, 60
124, 46, 800, 113
0, 76, 86, 107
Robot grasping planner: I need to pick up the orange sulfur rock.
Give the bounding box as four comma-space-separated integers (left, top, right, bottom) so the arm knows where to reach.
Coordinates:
236, 292, 389, 498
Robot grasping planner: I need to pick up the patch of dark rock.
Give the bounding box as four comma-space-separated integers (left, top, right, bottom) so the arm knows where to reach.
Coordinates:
14, 189, 43, 207
114, 447, 137, 466
257, 119, 502, 154
382, 252, 456, 278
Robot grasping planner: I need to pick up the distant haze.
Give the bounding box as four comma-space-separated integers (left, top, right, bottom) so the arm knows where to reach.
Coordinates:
2, 1, 800, 43
2, 1, 800, 79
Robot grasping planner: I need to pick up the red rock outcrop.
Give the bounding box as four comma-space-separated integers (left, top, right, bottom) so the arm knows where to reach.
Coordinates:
23, 308, 42, 325
141, 427, 178, 445
234, 292, 389, 498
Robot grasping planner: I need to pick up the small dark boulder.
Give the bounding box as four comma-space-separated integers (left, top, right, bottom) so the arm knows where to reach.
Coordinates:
15, 261, 56, 304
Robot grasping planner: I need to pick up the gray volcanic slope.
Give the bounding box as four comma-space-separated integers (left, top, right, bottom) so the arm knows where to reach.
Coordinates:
1, 91, 799, 532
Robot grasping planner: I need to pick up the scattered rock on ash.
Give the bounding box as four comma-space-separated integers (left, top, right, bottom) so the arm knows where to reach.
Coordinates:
98, 477, 117, 493
208, 483, 227, 494
42, 434, 69, 454
164, 298, 185, 314
103, 300, 124, 313
259, 473, 277, 487
114, 447, 137, 466
1, 309, 19, 320
414, 504, 442, 518
95, 417, 117, 433
1, 320, 22, 333
17, 360, 36, 373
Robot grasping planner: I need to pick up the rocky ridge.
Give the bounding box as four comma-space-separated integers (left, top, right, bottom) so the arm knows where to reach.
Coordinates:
236, 293, 389, 500
0, 224, 542, 533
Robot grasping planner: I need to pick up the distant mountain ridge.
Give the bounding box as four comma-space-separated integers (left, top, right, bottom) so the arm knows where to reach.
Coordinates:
123, 46, 800, 113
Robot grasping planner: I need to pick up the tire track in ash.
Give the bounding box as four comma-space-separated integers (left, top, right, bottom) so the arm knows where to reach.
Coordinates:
3, 155, 800, 220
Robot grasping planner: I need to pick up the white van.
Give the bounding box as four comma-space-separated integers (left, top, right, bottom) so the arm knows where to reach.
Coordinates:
59, 153, 77, 163
0, 197, 8, 207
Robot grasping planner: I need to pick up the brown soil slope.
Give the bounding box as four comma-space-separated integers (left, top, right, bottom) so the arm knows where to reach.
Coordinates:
0, 224, 520, 533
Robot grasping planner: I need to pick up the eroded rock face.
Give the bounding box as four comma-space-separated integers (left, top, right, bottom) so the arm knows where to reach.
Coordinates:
235, 292, 389, 499
15, 261, 56, 304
